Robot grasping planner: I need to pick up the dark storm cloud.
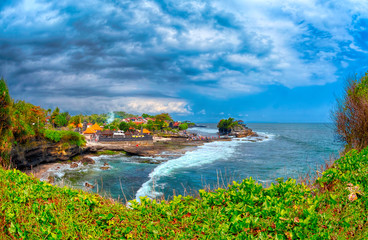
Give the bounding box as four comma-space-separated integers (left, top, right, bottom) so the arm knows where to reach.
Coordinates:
0, 0, 367, 116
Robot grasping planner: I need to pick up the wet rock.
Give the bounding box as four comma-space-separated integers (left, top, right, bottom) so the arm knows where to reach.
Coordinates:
11, 138, 87, 169
80, 157, 95, 165
100, 166, 109, 170
103, 162, 109, 166
85, 182, 95, 188
70, 163, 78, 168
47, 176, 54, 184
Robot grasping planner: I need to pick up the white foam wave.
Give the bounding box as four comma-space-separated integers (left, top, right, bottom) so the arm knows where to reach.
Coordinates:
234, 132, 275, 143
135, 140, 240, 200
39, 156, 109, 181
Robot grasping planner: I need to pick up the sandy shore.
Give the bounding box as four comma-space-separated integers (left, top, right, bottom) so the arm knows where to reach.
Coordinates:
25, 162, 63, 179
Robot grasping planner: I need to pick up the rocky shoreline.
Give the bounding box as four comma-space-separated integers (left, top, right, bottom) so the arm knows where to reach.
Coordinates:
25, 136, 233, 180
22, 127, 257, 181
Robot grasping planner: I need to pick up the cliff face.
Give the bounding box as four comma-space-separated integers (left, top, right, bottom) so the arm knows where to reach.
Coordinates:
11, 139, 86, 169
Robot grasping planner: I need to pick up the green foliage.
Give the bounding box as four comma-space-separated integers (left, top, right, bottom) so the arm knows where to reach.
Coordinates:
105, 119, 121, 131
12, 101, 46, 143
0, 77, 13, 167
142, 113, 154, 119
44, 129, 86, 147
3, 147, 368, 238
217, 117, 238, 134
178, 123, 188, 130
154, 113, 173, 122
334, 72, 368, 151
54, 112, 69, 127
50, 107, 60, 127
95, 150, 125, 156
119, 121, 129, 132
114, 111, 137, 119
84, 114, 108, 125
69, 115, 82, 125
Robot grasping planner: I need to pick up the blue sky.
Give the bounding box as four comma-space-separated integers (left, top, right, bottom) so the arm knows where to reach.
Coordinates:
1, 0, 368, 122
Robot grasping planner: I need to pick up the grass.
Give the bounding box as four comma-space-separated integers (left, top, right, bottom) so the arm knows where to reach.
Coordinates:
43, 129, 86, 147
2, 147, 368, 239
94, 150, 126, 156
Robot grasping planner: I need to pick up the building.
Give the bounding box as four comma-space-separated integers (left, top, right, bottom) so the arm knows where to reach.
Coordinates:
83, 127, 97, 141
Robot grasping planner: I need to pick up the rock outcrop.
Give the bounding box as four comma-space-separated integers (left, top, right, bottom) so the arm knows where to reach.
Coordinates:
229, 127, 258, 138
11, 139, 87, 169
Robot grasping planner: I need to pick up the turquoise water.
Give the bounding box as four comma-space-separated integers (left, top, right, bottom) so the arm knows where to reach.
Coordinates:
42, 123, 342, 201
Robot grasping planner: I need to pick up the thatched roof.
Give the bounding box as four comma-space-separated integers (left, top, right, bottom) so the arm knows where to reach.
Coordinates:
142, 128, 151, 134
83, 128, 96, 134
91, 123, 103, 131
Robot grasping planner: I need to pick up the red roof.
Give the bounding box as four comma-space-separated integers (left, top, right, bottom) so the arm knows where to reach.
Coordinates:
173, 122, 180, 127
134, 121, 144, 125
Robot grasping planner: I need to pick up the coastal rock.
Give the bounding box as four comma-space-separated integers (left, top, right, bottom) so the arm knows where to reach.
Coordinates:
232, 129, 258, 138
85, 182, 94, 189
80, 157, 95, 165
47, 176, 55, 184
11, 138, 87, 169
100, 166, 109, 170
70, 163, 78, 168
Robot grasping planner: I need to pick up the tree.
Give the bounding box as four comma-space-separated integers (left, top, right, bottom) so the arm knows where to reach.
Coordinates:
142, 113, 154, 119
54, 112, 69, 127
155, 113, 173, 122
217, 117, 238, 134
0, 77, 13, 167
114, 111, 136, 119
69, 115, 82, 125
333, 72, 368, 151
119, 121, 129, 132
50, 107, 60, 127
12, 101, 46, 142
179, 123, 188, 130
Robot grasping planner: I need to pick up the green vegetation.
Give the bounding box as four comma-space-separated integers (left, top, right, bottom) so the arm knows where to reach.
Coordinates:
0, 77, 13, 167
12, 101, 46, 143
43, 129, 86, 147
217, 117, 239, 134
114, 111, 137, 120
95, 150, 125, 156
0, 79, 88, 168
334, 72, 368, 151
2, 147, 368, 239
154, 113, 173, 122
178, 123, 188, 130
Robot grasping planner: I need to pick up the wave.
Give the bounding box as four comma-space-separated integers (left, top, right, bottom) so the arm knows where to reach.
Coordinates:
39, 155, 111, 182
135, 140, 243, 200
233, 132, 275, 143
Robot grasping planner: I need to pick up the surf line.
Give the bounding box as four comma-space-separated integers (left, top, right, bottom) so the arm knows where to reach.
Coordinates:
135, 140, 241, 201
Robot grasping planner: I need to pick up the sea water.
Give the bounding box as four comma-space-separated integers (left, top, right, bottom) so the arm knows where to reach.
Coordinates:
41, 123, 342, 201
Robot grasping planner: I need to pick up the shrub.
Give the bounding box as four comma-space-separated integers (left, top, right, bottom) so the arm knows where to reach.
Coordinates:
178, 123, 188, 130
333, 72, 368, 151
44, 129, 86, 147
0, 78, 13, 167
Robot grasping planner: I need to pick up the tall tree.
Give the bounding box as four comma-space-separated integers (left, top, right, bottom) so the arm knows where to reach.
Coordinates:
0, 77, 13, 167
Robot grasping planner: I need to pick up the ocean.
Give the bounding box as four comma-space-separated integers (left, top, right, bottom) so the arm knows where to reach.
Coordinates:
40, 123, 342, 201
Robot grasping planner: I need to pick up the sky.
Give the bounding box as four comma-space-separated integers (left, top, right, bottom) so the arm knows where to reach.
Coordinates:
1, 0, 368, 123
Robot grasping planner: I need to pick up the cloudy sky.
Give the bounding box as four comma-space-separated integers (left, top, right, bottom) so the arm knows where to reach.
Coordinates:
1, 0, 368, 122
